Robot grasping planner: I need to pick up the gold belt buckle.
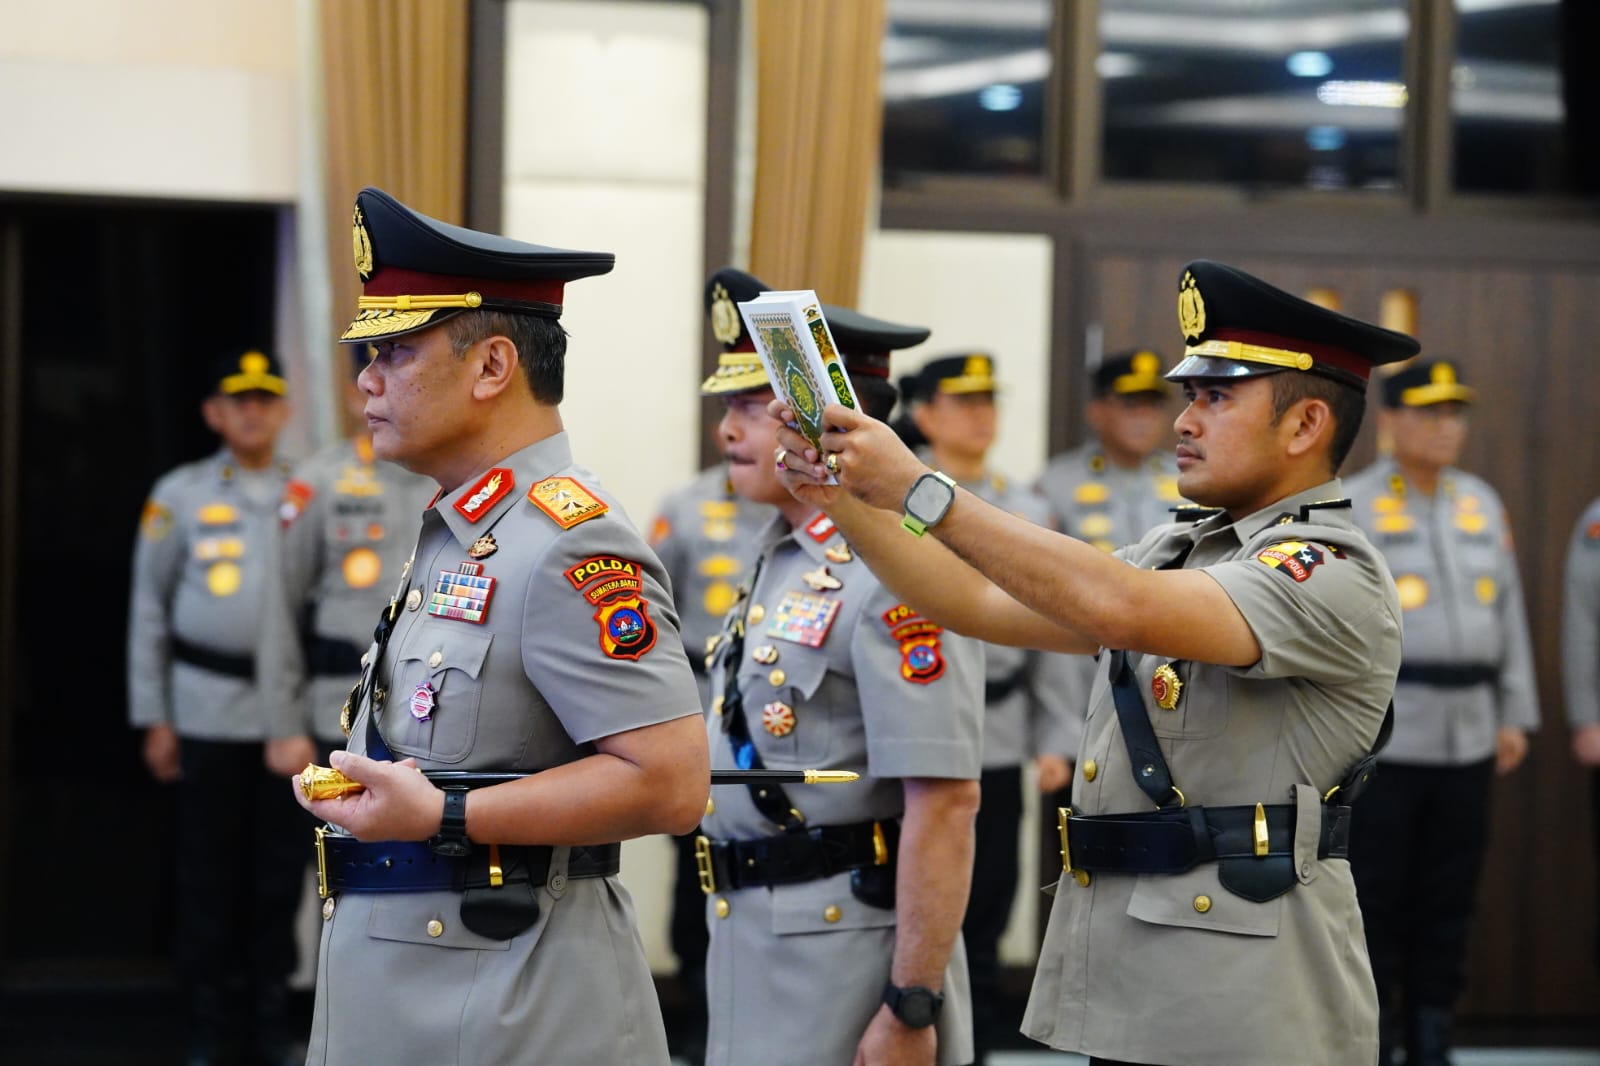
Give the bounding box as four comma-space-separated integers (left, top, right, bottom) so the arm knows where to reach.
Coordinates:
314, 826, 330, 900
1057, 807, 1074, 873
694, 835, 717, 895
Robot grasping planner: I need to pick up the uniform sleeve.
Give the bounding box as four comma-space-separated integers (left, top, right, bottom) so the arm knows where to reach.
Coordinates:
1562, 505, 1600, 728
646, 495, 689, 608
126, 477, 186, 729
1026, 648, 1091, 760
521, 517, 702, 745
850, 582, 985, 780
1206, 537, 1400, 686
254, 474, 324, 737
1493, 512, 1540, 731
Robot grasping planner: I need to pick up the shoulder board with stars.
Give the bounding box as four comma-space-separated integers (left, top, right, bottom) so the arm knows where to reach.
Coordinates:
528, 476, 609, 529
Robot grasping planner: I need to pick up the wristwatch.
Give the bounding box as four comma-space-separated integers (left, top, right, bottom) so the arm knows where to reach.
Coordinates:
882, 982, 944, 1028
428, 787, 472, 857
900, 471, 957, 537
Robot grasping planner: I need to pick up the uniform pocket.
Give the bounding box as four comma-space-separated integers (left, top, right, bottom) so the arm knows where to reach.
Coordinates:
365, 892, 518, 951
771, 877, 898, 936
742, 651, 833, 765
1126, 865, 1282, 937
386, 628, 493, 764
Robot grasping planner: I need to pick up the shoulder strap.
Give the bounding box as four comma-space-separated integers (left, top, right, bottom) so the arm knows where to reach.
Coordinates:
1108, 541, 1194, 808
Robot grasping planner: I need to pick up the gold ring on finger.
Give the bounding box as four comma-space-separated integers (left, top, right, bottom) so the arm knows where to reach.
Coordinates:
825, 453, 840, 474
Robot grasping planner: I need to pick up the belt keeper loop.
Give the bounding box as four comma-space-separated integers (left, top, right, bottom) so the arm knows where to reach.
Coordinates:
314, 826, 329, 899
694, 835, 716, 894
488, 843, 504, 887
1253, 802, 1269, 857
1058, 808, 1074, 873
871, 822, 889, 866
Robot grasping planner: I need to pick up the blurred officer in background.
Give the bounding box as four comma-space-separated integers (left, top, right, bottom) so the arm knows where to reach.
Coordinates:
896, 352, 1082, 1063
1562, 495, 1600, 976
1034, 349, 1181, 553
647, 267, 777, 1063
293, 187, 708, 1065
698, 303, 984, 1066
127, 350, 303, 1066
1345, 360, 1540, 1066
258, 345, 436, 761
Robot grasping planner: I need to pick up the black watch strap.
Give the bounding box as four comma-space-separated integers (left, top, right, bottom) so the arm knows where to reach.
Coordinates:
429, 787, 472, 857
882, 982, 943, 1029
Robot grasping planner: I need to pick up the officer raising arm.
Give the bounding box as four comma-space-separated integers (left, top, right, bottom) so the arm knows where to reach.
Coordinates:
292, 188, 708, 1066
772, 260, 1417, 1066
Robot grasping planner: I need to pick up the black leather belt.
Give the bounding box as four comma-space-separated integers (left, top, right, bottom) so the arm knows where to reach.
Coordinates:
1396, 662, 1497, 687
306, 635, 363, 678
171, 636, 254, 680
695, 819, 898, 893
314, 833, 620, 896
1060, 803, 1351, 876
984, 669, 1026, 704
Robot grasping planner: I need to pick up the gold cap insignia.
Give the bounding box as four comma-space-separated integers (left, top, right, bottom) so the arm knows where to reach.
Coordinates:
710, 282, 743, 346
1151, 663, 1183, 710
1132, 351, 1160, 375
1178, 271, 1206, 342
963, 355, 991, 378
1432, 362, 1457, 384
353, 204, 374, 281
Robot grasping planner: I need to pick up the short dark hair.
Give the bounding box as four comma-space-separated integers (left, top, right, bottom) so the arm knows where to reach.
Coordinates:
1268, 371, 1365, 472
445, 310, 569, 405
853, 376, 899, 422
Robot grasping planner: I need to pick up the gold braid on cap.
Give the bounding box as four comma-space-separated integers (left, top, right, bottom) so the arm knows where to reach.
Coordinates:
357, 292, 485, 311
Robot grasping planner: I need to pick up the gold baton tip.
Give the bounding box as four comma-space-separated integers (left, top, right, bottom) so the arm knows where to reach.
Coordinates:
299, 763, 366, 801
801, 769, 860, 784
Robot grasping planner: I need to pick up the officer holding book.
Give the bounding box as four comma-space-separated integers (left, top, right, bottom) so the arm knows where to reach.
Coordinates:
696, 297, 984, 1066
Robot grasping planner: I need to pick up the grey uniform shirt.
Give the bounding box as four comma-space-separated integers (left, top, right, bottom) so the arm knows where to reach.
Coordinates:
1022, 481, 1401, 1066
962, 469, 1083, 767
647, 464, 774, 709
1563, 497, 1600, 729
127, 449, 290, 740
700, 510, 985, 1066
1346, 458, 1540, 763
256, 437, 437, 742
306, 432, 701, 1066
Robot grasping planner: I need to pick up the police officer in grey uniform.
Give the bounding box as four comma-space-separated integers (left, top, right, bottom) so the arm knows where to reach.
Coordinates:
291, 187, 709, 1066
1035, 349, 1181, 554
1562, 495, 1600, 974
697, 305, 985, 1066
897, 352, 1082, 1063
257, 352, 437, 758
127, 349, 303, 1065
772, 259, 1419, 1066
1345, 360, 1539, 1066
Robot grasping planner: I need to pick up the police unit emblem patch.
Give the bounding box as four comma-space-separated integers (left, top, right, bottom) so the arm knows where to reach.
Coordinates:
140, 499, 173, 542
528, 476, 608, 529
454, 468, 514, 522
411, 681, 435, 722
565, 555, 658, 660
428, 561, 496, 624
1255, 540, 1327, 582
885, 606, 946, 685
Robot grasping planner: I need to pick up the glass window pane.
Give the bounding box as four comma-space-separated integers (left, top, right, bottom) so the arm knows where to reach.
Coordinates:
881, 0, 1051, 182
1452, 0, 1568, 195
1100, 0, 1409, 190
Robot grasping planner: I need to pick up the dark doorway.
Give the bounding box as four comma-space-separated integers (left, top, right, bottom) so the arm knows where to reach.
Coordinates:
0, 198, 279, 1024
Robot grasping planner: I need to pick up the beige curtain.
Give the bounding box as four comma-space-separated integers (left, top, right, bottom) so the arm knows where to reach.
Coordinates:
319, 0, 470, 415
748, 0, 886, 306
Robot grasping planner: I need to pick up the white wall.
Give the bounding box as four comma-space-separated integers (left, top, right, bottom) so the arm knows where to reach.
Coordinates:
0, 0, 299, 201
860, 227, 1057, 965
502, 0, 711, 973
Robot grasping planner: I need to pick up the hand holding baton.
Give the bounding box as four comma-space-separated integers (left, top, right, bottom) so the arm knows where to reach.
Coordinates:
299, 763, 859, 801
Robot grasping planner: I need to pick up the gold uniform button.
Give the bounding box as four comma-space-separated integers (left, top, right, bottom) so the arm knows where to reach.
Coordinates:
823, 905, 842, 923
1193, 895, 1212, 914
427, 651, 443, 669
705, 797, 716, 816
427, 919, 444, 937
715, 898, 731, 919
768, 669, 786, 687
747, 604, 766, 625
1083, 759, 1097, 782
405, 588, 423, 611
321, 898, 336, 920
1073, 870, 1091, 888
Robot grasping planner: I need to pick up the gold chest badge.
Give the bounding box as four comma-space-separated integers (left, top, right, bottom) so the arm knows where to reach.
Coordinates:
1151, 663, 1183, 710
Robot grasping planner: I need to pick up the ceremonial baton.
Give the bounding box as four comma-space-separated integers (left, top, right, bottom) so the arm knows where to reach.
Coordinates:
299, 763, 858, 801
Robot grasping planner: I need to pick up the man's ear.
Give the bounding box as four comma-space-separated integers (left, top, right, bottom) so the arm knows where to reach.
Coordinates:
1284, 397, 1332, 460
200, 395, 223, 433
471, 335, 521, 401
